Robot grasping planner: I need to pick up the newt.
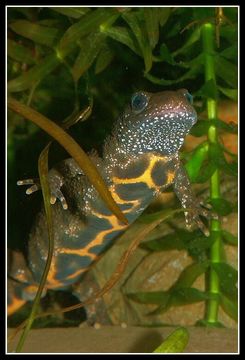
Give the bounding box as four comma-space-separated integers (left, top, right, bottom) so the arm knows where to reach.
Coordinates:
7, 89, 210, 317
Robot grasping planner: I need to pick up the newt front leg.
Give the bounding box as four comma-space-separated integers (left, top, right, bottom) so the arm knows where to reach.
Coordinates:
173, 165, 212, 236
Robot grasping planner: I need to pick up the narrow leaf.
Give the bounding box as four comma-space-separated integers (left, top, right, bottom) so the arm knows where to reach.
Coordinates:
140, 232, 185, 252
185, 143, 208, 181
209, 198, 233, 216
211, 118, 238, 134
122, 11, 152, 72
186, 236, 215, 260
218, 86, 238, 101
158, 7, 171, 27
145, 62, 202, 85
220, 44, 238, 61
7, 54, 60, 92
197, 79, 219, 100
72, 32, 105, 81
173, 261, 209, 290
221, 230, 238, 246
102, 26, 141, 55
171, 288, 211, 306
173, 28, 201, 57
58, 8, 119, 56
190, 120, 210, 137
127, 291, 170, 305
211, 262, 238, 299
95, 45, 114, 74
220, 293, 238, 321
7, 39, 36, 65
139, 208, 184, 224
209, 143, 238, 176
143, 8, 159, 49
194, 161, 217, 183
159, 44, 176, 65
215, 56, 238, 88
9, 20, 62, 47
51, 7, 90, 18
153, 327, 189, 353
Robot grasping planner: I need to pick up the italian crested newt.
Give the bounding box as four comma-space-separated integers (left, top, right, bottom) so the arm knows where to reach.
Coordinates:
8, 89, 211, 316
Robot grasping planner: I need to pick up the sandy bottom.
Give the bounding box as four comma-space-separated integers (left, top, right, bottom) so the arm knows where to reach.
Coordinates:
7, 326, 238, 354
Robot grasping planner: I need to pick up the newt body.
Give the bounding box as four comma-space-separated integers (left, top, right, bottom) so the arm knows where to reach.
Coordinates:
8, 89, 209, 316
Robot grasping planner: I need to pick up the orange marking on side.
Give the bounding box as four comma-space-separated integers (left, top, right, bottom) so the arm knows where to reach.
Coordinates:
62, 267, 87, 281
59, 247, 97, 259
46, 258, 63, 288
112, 154, 169, 190
110, 185, 140, 213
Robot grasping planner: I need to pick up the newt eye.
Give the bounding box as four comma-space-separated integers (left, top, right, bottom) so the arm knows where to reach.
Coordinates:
184, 91, 193, 104
131, 92, 149, 113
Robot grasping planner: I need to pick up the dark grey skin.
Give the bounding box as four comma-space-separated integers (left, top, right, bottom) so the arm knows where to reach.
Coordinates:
8, 89, 212, 316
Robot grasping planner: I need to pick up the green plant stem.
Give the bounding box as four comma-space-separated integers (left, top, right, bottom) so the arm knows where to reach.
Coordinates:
201, 22, 222, 325
15, 145, 53, 352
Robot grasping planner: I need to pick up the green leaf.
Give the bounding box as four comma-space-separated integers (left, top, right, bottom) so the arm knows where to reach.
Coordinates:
215, 56, 238, 88
186, 236, 215, 260
194, 161, 217, 183
150, 53, 203, 84
58, 8, 119, 56
95, 45, 114, 74
211, 118, 238, 134
9, 20, 62, 47
173, 28, 201, 56
221, 230, 238, 246
171, 288, 212, 306
185, 143, 208, 181
72, 32, 105, 81
122, 11, 153, 72
7, 53, 60, 92
142, 228, 213, 257
220, 293, 238, 321
159, 44, 176, 65
211, 263, 238, 299
127, 291, 170, 306
197, 79, 219, 100
218, 86, 238, 101
209, 143, 238, 176
173, 261, 209, 290
50, 7, 90, 19
145, 61, 202, 85
190, 120, 210, 137
158, 7, 171, 27
140, 232, 186, 252
10, 7, 37, 21
209, 198, 233, 216
138, 208, 184, 224
220, 26, 238, 44
143, 8, 159, 49
153, 327, 189, 353
151, 287, 216, 316
7, 39, 36, 65
102, 26, 141, 55
220, 44, 238, 61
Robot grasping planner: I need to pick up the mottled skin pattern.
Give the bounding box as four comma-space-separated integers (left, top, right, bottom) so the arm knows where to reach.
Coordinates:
8, 89, 209, 316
